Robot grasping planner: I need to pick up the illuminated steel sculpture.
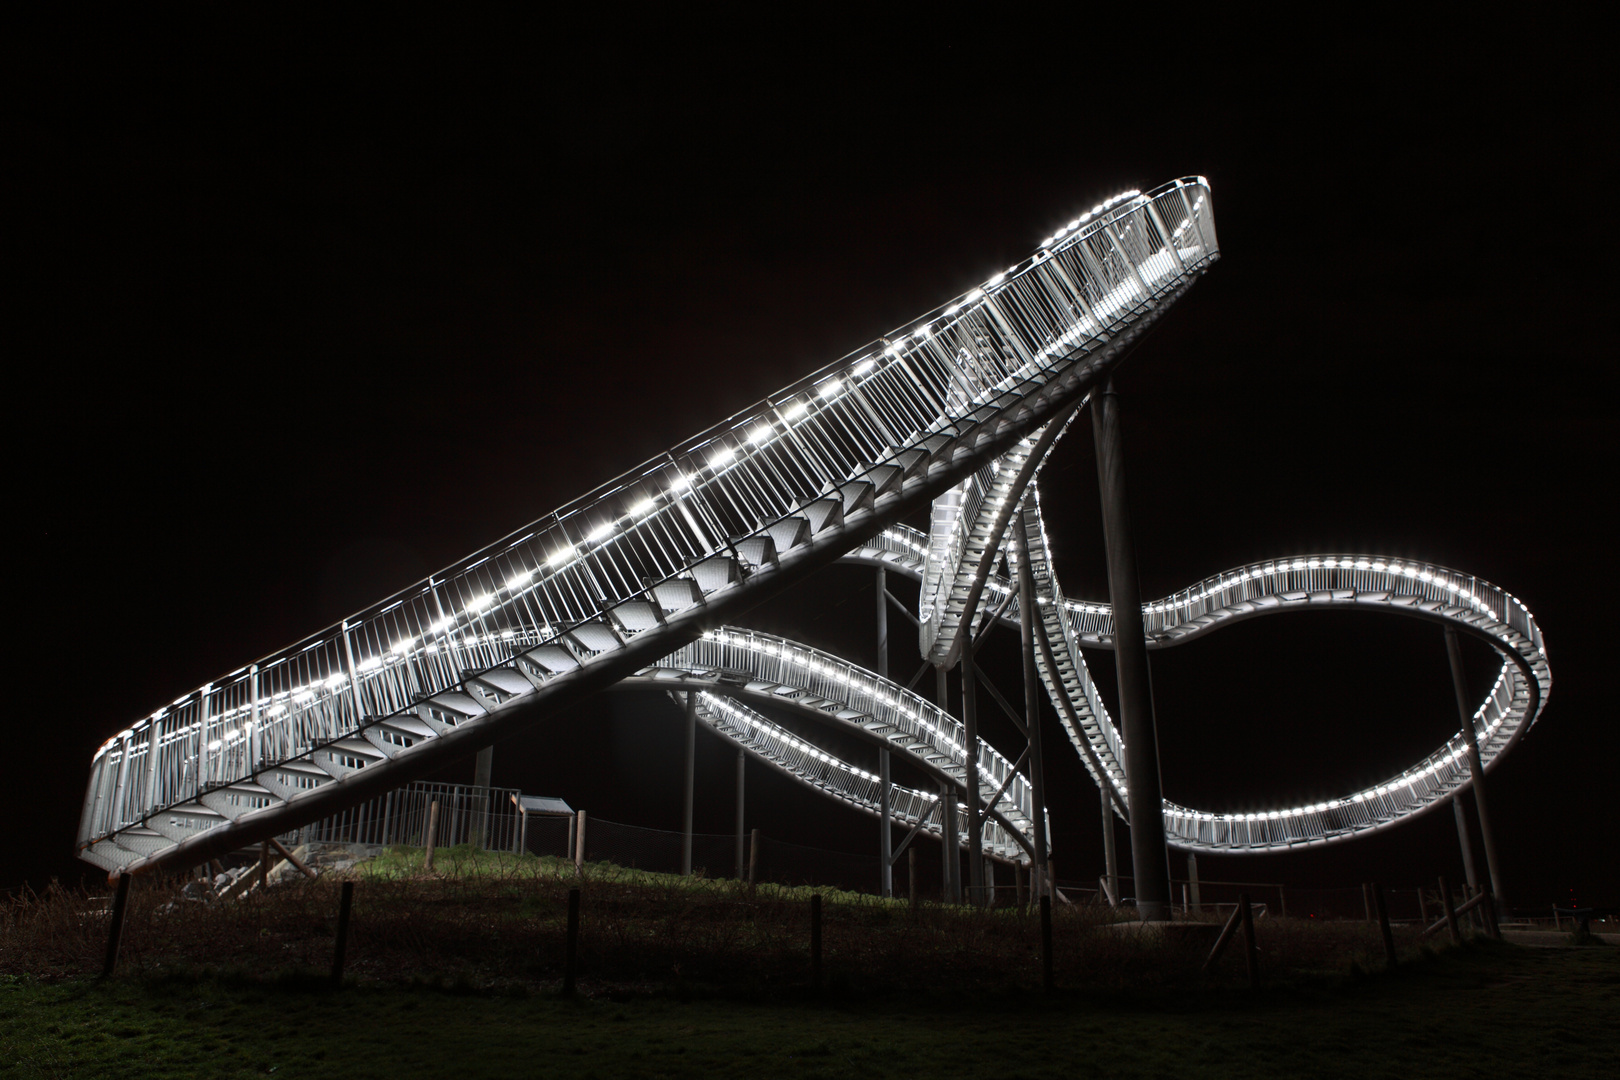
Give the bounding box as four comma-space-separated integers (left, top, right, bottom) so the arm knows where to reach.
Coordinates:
76, 178, 1550, 901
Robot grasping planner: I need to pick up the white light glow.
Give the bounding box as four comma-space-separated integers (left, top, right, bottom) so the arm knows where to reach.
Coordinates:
585, 522, 614, 543
546, 545, 577, 568
629, 497, 657, 518
709, 446, 736, 468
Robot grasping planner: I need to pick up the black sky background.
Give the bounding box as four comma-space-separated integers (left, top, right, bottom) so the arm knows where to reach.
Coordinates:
8, 12, 1613, 907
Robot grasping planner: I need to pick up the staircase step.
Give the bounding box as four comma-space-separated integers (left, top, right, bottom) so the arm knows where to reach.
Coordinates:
692, 555, 741, 594
608, 598, 665, 634
802, 497, 843, 534
839, 479, 876, 515
864, 464, 903, 498
652, 578, 705, 614
466, 667, 535, 710
563, 620, 623, 658
765, 515, 811, 553
733, 535, 778, 569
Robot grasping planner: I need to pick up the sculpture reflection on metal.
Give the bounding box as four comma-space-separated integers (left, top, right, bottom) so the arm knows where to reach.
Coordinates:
75, 176, 1549, 885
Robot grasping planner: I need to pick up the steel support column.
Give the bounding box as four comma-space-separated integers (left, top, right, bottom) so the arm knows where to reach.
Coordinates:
471, 745, 493, 850
934, 666, 959, 902
1102, 784, 1120, 907
1453, 796, 1480, 894
682, 690, 696, 876
1446, 627, 1506, 907
734, 746, 745, 880
1013, 509, 1052, 901
962, 655, 986, 905
877, 567, 893, 898
1091, 380, 1171, 921
940, 778, 960, 903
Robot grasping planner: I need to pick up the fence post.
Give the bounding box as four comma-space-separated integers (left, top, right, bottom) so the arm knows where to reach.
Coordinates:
748, 827, 760, 886
810, 894, 822, 988
1040, 893, 1054, 993
1373, 881, 1397, 970
424, 799, 440, 872
258, 841, 270, 891
574, 811, 587, 877
1278, 885, 1288, 920
101, 873, 131, 979
1239, 893, 1259, 988
908, 847, 917, 909
1362, 882, 1373, 923
1439, 875, 1462, 945
331, 881, 354, 985
563, 887, 580, 996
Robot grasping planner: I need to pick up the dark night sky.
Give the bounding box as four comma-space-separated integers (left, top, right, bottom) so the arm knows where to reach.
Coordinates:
8, 13, 1613, 907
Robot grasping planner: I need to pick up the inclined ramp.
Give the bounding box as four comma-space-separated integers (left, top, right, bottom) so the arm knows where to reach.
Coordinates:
78, 179, 1220, 875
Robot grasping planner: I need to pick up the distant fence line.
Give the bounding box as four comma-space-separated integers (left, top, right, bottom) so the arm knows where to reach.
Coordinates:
285, 781, 1471, 918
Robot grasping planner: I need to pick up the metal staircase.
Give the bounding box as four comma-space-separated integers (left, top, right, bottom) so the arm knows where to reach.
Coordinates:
79, 179, 1221, 875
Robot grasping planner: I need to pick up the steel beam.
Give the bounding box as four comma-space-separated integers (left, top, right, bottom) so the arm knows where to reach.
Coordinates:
1446, 627, 1506, 907
1091, 380, 1171, 921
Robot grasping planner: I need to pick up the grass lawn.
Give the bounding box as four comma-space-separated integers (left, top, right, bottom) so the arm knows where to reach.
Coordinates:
4, 943, 1616, 1079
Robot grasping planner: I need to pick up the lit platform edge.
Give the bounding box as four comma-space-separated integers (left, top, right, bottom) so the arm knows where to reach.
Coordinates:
78, 179, 1218, 874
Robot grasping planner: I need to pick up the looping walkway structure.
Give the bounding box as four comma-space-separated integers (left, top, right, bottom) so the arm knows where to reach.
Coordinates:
77, 177, 1551, 882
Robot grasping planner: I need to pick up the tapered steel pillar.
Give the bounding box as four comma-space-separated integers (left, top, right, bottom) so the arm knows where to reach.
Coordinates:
734, 746, 745, 880
1013, 510, 1052, 901
1453, 796, 1479, 893
936, 666, 961, 903
1091, 380, 1171, 921
1446, 628, 1506, 906
877, 567, 894, 898
962, 656, 986, 905
472, 745, 493, 849
1102, 784, 1120, 906
682, 690, 696, 876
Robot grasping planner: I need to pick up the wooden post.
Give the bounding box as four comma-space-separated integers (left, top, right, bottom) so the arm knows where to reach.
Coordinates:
101, 873, 131, 979
1278, 885, 1288, 920
1373, 881, 1397, 970
1362, 882, 1373, 923
1015, 862, 1027, 909
563, 887, 580, 996
1239, 893, 1259, 988
1040, 894, 1054, 993
269, 837, 318, 881
908, 847, 917, 909
1417, 887, 1429, 929
748, 827, 760, 886
331, 881, 354, 985
574, 811, 587, 877
258, 841, 270, 890
423, 800, 440, 872
810, 894, 822, 988
1440, 875, 1462, 945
